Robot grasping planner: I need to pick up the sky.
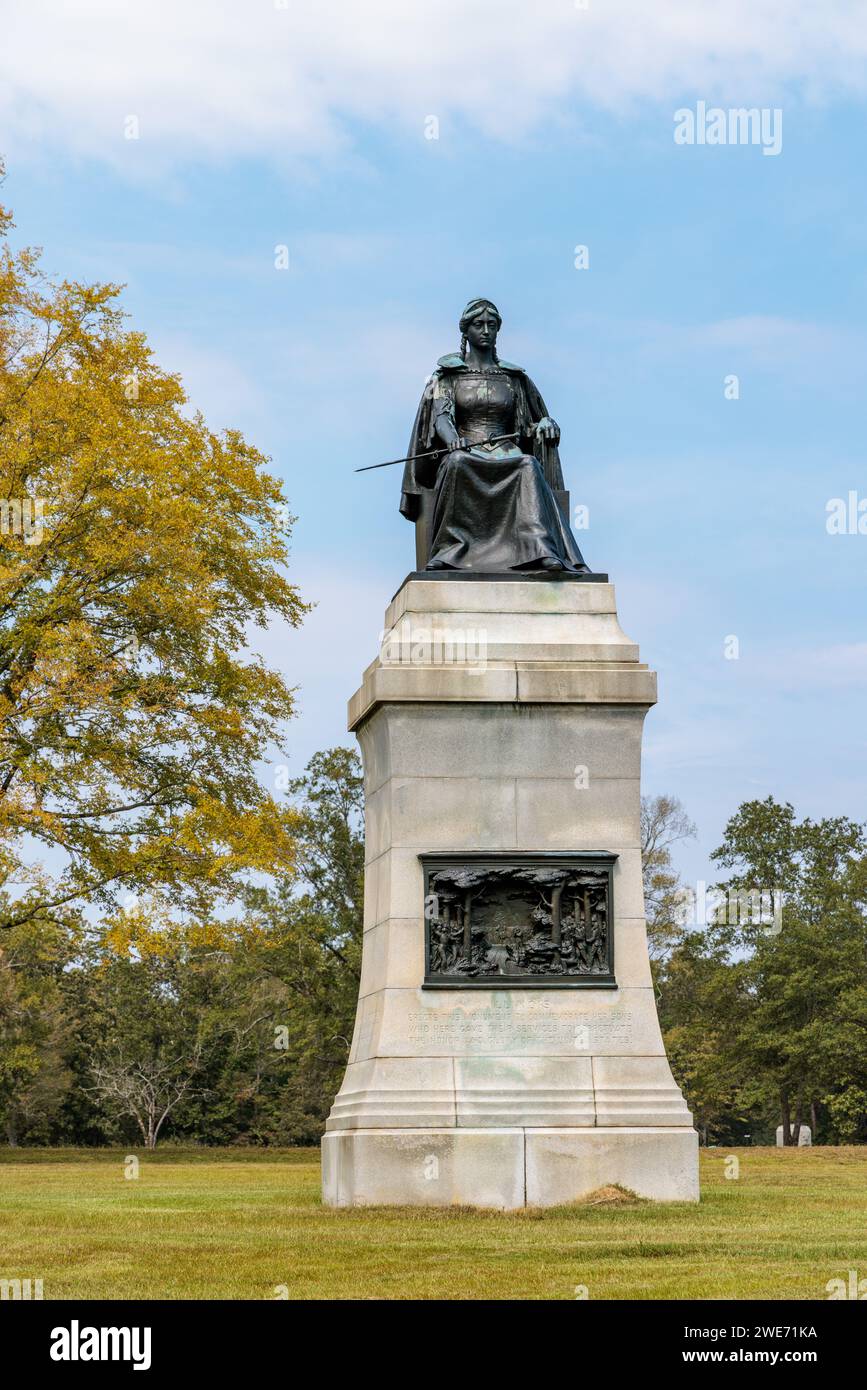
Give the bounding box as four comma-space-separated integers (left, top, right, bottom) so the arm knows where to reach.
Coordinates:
2, 0, 867, 890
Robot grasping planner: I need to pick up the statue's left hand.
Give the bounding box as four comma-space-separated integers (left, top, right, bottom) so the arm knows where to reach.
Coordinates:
535, 416, 560, 445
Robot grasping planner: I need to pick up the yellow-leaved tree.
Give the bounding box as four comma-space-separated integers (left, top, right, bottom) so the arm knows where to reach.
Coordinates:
0, 165, 308, 931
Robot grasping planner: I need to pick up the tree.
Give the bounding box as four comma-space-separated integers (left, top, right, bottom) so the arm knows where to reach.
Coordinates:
72, 898, 247, 1149
236, 747, 364, 1142
711, 796, 867, 1144
657, 796, 867, 1146
0, 163, 308, 932
79, 748, 364, 1149
658, 928, 755, 1146
0, 904, 77, 1143
711, 796, 865, 919
640, 793, 696, 962
88, 1055, 201, 1151
0, 747, 365, 1149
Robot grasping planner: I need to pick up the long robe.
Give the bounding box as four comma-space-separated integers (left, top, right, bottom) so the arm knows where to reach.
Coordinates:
399, 354, 587, 572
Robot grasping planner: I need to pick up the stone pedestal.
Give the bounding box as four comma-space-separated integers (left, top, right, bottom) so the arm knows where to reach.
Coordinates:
321, 575, 698, 1207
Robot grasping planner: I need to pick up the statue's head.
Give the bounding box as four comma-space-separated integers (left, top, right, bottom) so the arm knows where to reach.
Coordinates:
459, 297, 501, 359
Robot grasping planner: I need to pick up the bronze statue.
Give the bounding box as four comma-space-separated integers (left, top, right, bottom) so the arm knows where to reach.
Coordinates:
400, 298, 590, 573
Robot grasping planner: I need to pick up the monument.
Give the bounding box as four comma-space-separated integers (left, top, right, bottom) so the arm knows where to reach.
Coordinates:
321, 298, 699, 1207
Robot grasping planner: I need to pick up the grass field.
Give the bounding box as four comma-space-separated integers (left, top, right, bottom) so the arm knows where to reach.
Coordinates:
1, 1146, 865, 1300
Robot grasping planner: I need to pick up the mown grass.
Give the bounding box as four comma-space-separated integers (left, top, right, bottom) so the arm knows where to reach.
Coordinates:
1, 1146, 865, 1300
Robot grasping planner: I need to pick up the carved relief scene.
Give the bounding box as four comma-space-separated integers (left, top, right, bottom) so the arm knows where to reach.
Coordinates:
424, 859, 614, 985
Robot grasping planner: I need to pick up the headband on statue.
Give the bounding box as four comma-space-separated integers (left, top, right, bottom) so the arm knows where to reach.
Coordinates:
458, 298, 502, 332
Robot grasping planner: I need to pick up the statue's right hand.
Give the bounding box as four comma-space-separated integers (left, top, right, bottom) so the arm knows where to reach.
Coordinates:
446, 436, 469, 454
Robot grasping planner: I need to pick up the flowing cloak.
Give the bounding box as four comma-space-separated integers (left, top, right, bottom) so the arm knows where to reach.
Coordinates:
399, 354, 566, 521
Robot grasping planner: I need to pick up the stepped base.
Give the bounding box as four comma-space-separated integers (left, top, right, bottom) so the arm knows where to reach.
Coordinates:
321, 1127, 699, 1208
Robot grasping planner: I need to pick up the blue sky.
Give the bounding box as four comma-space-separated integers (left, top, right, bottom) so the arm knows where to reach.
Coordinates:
3, 0, 867, 889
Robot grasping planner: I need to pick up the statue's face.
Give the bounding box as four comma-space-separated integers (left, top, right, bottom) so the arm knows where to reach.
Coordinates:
464, 311, 499, 350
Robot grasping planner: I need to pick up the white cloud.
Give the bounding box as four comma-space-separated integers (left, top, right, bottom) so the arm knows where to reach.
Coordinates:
554, 310, 867, 392
251, 562, 394, 770
2, 1, 867, 172
753, 641, 867, 689
150, 336, 269, 429
687, 316, 867, 377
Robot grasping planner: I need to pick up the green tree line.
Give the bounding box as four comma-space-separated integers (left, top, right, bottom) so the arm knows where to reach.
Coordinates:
0, 748, 362, 1147
654, 795, 867, 1146
2, 769, 865, 1148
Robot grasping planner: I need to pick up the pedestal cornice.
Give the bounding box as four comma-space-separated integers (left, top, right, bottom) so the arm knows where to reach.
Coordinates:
348, 578, 656, 731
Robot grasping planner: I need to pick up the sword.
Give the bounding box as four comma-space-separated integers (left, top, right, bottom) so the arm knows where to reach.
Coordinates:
354, 432, 520, 473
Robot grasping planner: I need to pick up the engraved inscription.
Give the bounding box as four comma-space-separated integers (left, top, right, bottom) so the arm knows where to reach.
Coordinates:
406, 1007, 634, 1051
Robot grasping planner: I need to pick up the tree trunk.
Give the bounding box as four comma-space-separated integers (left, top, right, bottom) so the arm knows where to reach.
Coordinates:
780, 1089, 792, 1145
810, 1099, 819, 1143
551, 883, 563, 948
792, 1085, 804, 1146
462, 891, 473, 959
